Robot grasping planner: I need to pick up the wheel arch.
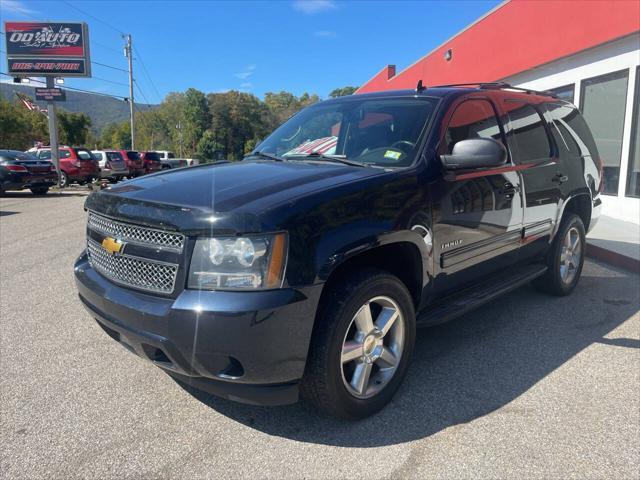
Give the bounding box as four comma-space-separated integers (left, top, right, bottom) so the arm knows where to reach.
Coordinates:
554, 191, 592, 239
316, 235, 428, 312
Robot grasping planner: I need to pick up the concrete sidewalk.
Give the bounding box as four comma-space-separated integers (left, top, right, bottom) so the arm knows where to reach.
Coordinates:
587, 215, 640, 273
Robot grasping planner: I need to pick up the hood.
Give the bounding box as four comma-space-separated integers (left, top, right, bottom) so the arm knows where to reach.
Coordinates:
84, 159, 385, 234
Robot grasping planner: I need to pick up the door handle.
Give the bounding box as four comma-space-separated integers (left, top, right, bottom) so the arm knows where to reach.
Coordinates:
502, 182, 518, 198
552, 173, 568, 184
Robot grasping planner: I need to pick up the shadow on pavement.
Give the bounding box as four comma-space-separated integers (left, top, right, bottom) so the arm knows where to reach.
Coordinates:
177, 264, 639, 447
0, 191, 88, 198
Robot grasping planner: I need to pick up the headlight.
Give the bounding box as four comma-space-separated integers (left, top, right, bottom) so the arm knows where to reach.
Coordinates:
188, 233, 287, 290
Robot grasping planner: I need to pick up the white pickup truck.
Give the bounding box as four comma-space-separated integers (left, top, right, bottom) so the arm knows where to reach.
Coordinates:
155, 151, 198, 169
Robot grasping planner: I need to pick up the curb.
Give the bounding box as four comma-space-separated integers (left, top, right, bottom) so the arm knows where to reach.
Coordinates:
586, 242, 640, 274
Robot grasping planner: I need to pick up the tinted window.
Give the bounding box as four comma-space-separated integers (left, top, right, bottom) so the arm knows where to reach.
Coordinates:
443, 99, 502, 154
126, 151, 141, 160
547, 103, 599, 159
505, 102, 552, 162
548, 84, 575, 103
580, 69, 629, 195
168, 152, 175, 158
75, 149, 93, 160
106, 151, 124, 162
144, 152, 160, 161
92, 152, 104, 160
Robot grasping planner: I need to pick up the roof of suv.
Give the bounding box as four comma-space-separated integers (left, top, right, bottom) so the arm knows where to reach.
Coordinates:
322, 83, 559, 104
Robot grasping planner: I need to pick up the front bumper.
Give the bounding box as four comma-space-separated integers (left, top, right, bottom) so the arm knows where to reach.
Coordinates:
74, 252, 322, 406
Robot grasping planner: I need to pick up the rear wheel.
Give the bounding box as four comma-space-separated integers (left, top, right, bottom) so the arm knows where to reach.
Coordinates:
301, 269, 416, 419
30, 187, 49, 195
59, 171, 69, 188
533, 213, 586, 296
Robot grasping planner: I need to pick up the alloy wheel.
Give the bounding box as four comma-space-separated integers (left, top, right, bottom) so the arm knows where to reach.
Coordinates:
340, 296, 405, 399
560, 226, 581, 284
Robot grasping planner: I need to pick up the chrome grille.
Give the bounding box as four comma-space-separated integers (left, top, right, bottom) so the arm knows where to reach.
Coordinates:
87, 239, 178, 294
87, 212, 185, 251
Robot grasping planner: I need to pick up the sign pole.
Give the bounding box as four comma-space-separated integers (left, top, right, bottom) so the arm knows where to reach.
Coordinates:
45, 76, 61, 189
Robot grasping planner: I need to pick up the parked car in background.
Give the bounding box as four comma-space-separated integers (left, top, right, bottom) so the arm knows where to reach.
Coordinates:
92, 150, 128, 182
75, 84, 603, 419
117, 150, 144, 177
155, 150, 189, 169
139, 151, 163, 174
0, 150, 57, 195
28, 146, 100, 188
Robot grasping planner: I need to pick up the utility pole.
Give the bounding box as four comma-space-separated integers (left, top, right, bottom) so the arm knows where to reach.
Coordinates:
176, 122, 183, 158
124, 34, 135, 150
45, 76, 61, 188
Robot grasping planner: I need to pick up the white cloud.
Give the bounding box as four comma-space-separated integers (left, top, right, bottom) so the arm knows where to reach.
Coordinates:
2, 0, 37, 15
234, 64, 256, 80
314, 30, 338, 38
292, 0, 337, 15
240, 82, 253, 89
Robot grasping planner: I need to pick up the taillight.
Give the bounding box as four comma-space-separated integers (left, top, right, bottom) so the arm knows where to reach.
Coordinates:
4, 164, 28, 172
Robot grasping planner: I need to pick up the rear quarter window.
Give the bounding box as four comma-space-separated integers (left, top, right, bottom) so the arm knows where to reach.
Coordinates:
546, 102, 599, 159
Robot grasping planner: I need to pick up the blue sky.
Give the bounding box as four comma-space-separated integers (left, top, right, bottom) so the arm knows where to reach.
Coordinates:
1, 0, 500, 103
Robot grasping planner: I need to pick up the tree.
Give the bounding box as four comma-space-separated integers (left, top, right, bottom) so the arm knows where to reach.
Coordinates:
57, 110, 92, 146
195, 130, 223, 162
182, 88, 211, 156
0, 97, 48, 150
329, 86, 358, 98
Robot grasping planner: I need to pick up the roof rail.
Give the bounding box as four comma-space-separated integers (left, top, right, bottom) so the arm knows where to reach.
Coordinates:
431, 82, 558, 98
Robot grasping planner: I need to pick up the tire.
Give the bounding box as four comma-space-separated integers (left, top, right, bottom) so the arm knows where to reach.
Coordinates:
533, 213, 586, 296
30, 187, 49, 195
59, 171, 69, 188
301, 269, 416, 419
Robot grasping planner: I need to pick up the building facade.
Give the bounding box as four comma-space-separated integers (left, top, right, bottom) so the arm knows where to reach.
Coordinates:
357, 0, 640, 224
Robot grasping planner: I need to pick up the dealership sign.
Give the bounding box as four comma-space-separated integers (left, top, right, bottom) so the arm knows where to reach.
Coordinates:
4, 21, 91, 77
35, 87, 66, 102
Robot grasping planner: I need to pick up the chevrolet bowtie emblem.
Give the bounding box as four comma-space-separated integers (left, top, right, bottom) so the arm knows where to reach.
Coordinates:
101, 237, 124, 255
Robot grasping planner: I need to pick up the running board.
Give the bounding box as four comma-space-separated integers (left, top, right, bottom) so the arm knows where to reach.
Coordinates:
417, 264, 548, 327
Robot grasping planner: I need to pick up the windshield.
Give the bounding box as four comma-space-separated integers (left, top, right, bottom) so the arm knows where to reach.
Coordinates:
255, 97, 437, 167
126, 151, 141, 160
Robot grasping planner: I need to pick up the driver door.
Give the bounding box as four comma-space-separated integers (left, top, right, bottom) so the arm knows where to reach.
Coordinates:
430, 96, 524, 295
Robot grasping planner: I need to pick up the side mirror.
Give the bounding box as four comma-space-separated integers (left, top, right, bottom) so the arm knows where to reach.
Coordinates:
440, 138, 507, 170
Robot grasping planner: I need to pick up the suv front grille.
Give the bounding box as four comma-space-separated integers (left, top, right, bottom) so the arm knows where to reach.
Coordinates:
86, 239, 178, 294
87, 212, 185, 251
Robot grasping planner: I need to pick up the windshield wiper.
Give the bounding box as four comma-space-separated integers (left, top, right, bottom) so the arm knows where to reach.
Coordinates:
244, 151, 285, 162
286, 152, 366, 168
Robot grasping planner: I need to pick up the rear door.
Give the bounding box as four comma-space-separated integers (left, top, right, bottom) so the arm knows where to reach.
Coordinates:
431, 95, 524, 294
499, 99, 564, 259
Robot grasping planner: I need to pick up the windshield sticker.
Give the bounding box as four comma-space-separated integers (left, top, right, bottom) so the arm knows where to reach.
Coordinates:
384, 150, 402, 160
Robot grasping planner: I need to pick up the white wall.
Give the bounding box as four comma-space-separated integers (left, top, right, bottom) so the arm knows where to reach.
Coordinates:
503, 33, 640, 225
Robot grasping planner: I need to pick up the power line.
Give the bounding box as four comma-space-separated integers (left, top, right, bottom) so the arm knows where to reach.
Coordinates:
61, 0, 125, 35
132, 45, 163, 103
134, 79, 154, 107
91, 60, 129, 74
0, 71, 128, 100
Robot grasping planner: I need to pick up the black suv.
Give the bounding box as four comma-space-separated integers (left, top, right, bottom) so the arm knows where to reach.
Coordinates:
74, 84, 602, 419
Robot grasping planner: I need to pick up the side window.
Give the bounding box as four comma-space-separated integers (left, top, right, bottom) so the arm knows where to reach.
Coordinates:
505, 101, 552, 162
39, 150, 51, 160
443, 99, 502, 154
546, 103, 599, 159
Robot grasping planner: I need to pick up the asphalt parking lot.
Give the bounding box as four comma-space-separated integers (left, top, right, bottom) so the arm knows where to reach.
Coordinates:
1, 190, 639, 479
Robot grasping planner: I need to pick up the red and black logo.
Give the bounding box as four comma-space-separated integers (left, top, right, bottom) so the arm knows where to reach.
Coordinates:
5, 22, 86, 57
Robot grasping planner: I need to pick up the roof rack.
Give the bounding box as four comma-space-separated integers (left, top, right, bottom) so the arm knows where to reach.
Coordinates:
432, 82, 558, 98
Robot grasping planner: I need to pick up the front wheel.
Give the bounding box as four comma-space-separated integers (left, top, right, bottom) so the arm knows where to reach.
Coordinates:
533, 213, 586, 296
301, 269, 416, 419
